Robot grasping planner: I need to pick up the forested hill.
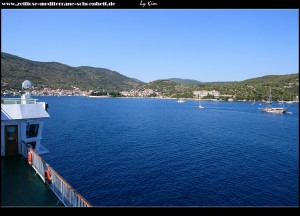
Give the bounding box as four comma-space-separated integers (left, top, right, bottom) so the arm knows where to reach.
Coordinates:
1, 52, 143, 92
1, 52, 298, 101
140, 74, 298, 100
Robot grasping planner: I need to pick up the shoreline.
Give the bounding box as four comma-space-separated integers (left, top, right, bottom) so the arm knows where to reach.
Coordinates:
88, 95, 111, 98
1, 95, 299, 103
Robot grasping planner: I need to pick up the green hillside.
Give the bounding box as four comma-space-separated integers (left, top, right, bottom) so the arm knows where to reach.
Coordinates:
1, 52, 298, 101
141, 79, 198, 98
1, 52, 143, 92
140, 74, 299, 101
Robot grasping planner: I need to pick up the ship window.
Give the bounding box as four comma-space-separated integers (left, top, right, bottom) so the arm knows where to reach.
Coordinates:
26, 124, 39, 138
7, 126, 17, 142
26, 141, 36, 149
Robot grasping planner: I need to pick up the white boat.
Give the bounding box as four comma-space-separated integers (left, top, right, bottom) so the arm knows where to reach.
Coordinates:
286, 95, 294, 104
198, 99, 204, 109
259, 107, 286, 114
177, 98, 186, 103
259, 88, 286, 114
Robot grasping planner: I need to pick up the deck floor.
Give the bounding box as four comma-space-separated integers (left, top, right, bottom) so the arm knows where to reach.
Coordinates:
1, 155, 63, 207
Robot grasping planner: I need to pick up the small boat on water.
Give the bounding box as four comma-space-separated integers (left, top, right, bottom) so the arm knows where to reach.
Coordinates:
286, 95, 294, 104
259, 107, 286, 114
177, 98, 186, 103
198, 99, 204, 109
259, 87, 286, 114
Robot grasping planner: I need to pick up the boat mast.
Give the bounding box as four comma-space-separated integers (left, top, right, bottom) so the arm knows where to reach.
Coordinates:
266, 87, 272, 104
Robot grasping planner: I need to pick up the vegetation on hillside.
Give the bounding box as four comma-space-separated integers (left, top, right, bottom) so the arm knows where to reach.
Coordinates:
1, 52, 143, 92
1, 52, 298, 101
141, 74, 298, 101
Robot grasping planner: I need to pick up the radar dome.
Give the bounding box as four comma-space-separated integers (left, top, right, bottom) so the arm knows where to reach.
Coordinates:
22, 80, 32, 90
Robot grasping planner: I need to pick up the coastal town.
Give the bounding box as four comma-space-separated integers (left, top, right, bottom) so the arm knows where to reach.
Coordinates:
2, 86, 298, 102
1, 85, 164, 98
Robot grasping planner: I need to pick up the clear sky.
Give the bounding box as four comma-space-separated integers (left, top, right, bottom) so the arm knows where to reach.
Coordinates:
2, 9, 298, 82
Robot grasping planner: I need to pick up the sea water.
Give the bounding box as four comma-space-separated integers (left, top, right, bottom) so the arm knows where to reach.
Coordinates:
38, 97, 299, 206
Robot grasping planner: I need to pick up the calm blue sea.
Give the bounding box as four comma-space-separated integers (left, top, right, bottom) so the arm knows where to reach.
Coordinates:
37, 97, 298, 206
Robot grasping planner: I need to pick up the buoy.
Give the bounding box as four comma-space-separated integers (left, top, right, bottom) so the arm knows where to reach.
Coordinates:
45, 169, 52, 185
28, 152, 32, 165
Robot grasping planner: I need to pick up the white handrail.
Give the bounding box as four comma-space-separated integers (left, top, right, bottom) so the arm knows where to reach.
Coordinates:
24, 144, 92, 207
1, 98, 38, 104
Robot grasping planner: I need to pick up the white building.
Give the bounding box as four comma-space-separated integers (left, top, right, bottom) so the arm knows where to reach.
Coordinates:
193, 90, 220, 98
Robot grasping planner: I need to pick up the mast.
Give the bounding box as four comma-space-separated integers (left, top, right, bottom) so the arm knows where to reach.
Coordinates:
266, 87, 272, 104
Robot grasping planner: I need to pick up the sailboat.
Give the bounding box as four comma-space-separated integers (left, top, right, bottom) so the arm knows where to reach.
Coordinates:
177, 98, 186, 103
198, 98, 204, 109
251, 91, 256, 105
259, 87, 286, 114
252, 98, 256, 105
265, 87, 272, 104
259, 106, 286, 114
286, 94, 294, 104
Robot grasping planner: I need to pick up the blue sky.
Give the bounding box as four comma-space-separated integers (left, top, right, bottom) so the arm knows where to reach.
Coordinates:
2, 9, 298, 82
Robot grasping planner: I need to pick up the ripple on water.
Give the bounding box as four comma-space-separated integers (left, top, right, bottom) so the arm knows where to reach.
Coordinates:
40, 97, 299, 206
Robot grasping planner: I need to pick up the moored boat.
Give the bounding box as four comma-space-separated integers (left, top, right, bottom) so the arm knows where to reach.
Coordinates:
259, 107, 286, 114
177, 98, 186, 103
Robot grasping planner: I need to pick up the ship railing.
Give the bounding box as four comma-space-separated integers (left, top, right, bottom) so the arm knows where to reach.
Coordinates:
21, 140, 29, 158
23, 144, 92, 207
1, 98, 38, 104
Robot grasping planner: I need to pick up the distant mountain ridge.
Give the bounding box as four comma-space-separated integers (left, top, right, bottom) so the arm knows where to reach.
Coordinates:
143, 74, 298, 100
1, 52, 143, 92
167, 78, 202, 85
1, 52, 298, 101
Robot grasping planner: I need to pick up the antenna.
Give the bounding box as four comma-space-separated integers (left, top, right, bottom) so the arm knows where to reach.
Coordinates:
21, 80, 32, 104
22, 80, 32, 91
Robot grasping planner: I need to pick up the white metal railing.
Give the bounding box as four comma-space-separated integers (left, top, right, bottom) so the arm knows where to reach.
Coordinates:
21, 140, 29, 158
23, 144, 92, 207
1, 98, 38, 104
